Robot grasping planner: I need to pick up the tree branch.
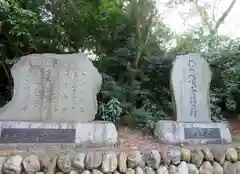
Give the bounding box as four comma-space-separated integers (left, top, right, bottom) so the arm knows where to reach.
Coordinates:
135, 10, 153, 68
211, 0, 218, 22
214, 0, 236, 30
193, 0, 212, 31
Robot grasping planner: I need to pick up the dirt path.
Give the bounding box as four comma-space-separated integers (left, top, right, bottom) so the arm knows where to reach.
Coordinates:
228, 117, 240, 141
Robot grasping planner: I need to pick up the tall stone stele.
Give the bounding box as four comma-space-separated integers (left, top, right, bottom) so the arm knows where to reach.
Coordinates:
154, 53, 232, 144
0, 53, 117, 145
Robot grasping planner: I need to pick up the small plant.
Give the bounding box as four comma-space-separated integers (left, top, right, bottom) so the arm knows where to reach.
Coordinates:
210, 91, 227, 122
100, 98, 123, 123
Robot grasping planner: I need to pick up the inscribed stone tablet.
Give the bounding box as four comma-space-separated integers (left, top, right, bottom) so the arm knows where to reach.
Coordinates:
0, 53, 102, 121
171, 53, 212, 122
184, 127, 221, 139
0, 128, 76, 143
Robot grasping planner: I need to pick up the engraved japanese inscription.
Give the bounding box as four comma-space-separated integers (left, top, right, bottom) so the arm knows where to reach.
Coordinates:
0, 128, 76, 143
188, 58, 197, 118
0, 53, 102, 121
184, 127, 221, 139
171, 53, 212, 122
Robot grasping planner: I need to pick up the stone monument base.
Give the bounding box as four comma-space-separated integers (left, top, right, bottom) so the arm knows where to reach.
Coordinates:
0, 121, 118, 146
154, 120, 232, 144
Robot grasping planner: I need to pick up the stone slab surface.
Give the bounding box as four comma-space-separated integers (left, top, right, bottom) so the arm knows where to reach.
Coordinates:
0, 121, 117, 145
0, 128, 75, 143
171, 53, 212, 122
184, 127, 221, 139
154, 120, 232, 144
0, 53, 102, 122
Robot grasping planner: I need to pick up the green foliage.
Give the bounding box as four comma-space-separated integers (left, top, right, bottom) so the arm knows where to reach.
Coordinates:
206, 43, 240, 114
100, 98, 123, 123
1, 0, 240, 131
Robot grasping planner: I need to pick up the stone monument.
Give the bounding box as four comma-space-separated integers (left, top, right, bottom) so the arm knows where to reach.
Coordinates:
154, 53, 232, 144
0, 53, 117, 145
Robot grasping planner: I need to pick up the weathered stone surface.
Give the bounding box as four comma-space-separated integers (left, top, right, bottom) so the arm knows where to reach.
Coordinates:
154, 53, 232, 145
202, 148, 214, 162
57, 154, 71, 173
144, 150, 161, 169
113, 171, 121, 174
223, 161, 236, 174
36, 172, 45, 174
160, 147, 170, 165
181, 148, 191, 162
235, 146, 240, 161
0, 156, 6, 173
178, 161, 188, 174
3, 155, 23, 174
226, 147, 238, 162
82, 170, 91, 174
212, 148, 226, 165
74, 121, 118, 145
92, 169, 103, 174
188, 164, 199, 174
154, 121, 232, 144
56, 172, 64, 174
168, 165, 179, 174
72, 153, 85, 170
69, 170, 79, 174
212, 162, 223, 174
23, 154, 40, 173
135, 166, 144, 174
126, 168, 135, 174
127, 151, 145, 168
199, 161, 212, 174
39, 154, 57, 174
144, 167, 155, 174
222, 161, 230, 170
191, 149, 204, 167
118, 152, 128, 173
101, 151, 118, 173
5, 148, 240, 174
56, 172, 63, 174
0, 121, 118, 145
0, 53, 102, 122
235, 161, 240, 173
157, 165, 168, 174
85, 152, 102, 170
168, 149, 181, 165
144, 166, 155, 174
199, 171, 212, 174
171, 53, 211, 122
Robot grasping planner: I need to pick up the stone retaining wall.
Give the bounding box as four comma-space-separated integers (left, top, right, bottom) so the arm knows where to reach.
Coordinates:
1, 146, 240, 174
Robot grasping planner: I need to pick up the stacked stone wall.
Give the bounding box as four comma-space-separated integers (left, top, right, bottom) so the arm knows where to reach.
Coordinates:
1, 146, 240, 174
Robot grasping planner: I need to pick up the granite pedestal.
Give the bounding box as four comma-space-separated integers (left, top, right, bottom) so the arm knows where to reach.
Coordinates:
154, 120, 232, 145
0, 121, 118, 146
